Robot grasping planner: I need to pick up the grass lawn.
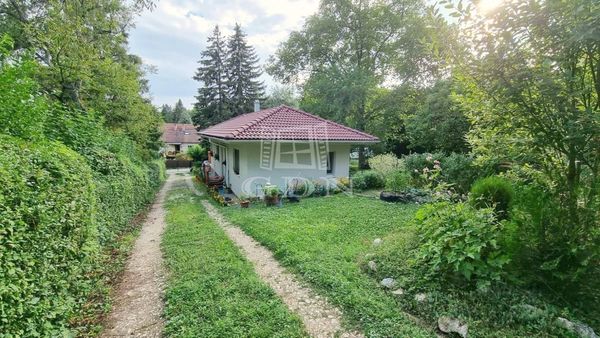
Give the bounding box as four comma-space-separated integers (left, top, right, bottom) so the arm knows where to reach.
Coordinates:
220, 194, 588, 337
221, 194, 433, 337
162, 183, 307, 337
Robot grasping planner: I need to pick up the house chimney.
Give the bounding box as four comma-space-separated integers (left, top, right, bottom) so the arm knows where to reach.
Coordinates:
254, 99, 261, 112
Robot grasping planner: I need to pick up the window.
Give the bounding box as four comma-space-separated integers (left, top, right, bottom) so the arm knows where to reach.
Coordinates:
327, 152, 334, 174
277, 142, 315, 168
233, 149, 240, 175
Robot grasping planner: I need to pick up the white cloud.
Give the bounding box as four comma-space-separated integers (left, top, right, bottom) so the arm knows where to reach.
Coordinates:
129, 0, 319, 108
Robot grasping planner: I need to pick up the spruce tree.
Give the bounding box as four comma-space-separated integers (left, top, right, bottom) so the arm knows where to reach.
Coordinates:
193, 25, 229, 128
160, 104, 173, 122
225, 23, 265, 116
172, 99, 192, 123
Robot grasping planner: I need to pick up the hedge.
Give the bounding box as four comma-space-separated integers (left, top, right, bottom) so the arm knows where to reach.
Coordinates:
0, 134, 165, 336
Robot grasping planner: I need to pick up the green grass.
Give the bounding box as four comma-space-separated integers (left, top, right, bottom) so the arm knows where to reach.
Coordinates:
162, 184, 307, 337
221, 194, 432, 337
221, 194, 591, 337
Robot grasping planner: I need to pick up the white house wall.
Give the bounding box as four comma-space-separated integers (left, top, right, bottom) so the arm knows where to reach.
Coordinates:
210, 140, 350, 196
166, 143, 197, 153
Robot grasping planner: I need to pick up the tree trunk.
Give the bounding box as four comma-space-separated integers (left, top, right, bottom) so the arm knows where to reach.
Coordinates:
565, 149, 580, 229
358, 146, 367, 169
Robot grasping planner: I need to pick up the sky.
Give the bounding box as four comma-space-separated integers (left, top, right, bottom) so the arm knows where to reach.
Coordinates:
128, 0, 320, 109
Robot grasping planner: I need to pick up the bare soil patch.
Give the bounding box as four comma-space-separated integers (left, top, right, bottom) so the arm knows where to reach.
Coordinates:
100, 174, 182, 337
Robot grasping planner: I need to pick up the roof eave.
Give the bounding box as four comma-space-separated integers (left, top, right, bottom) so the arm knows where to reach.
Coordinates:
200, 134, 379, 144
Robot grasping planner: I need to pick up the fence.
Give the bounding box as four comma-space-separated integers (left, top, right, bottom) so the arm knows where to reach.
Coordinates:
165, 159, 192, 169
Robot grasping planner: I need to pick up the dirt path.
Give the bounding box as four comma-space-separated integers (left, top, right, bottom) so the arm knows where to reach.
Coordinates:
187, 178, 363, 338
101, 174, 181, 337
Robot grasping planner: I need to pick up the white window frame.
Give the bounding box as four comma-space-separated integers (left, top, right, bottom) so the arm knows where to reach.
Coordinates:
275, 141, 316, 169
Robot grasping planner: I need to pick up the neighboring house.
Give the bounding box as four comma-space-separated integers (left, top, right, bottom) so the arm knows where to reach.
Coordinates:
161, 123, 200, 158
199, 105, 378, 196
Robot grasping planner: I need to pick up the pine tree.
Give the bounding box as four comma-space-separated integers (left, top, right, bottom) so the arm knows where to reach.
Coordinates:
193, 25, 229, 128
172, 99, 192, 123
225, 23, 265, 116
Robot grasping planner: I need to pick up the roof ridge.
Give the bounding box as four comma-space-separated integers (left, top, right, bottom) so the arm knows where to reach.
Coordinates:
231, 106, 281, 136
198, 106, 279, 135
280, 105, 376, 139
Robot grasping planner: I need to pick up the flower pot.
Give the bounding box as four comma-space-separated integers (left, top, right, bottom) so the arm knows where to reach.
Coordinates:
265, 195, 280, 207
240, 200, 250, 208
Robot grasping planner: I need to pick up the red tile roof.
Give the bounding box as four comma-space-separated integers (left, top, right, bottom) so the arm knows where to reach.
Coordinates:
161, 123, 201, 144
199, 105, 379, 142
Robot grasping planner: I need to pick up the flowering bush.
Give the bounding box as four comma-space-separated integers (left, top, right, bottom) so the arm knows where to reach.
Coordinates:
336, 177, 351, 190
368, 153, 403, 177
403, 152, 445, 183
208, 187, 227, 206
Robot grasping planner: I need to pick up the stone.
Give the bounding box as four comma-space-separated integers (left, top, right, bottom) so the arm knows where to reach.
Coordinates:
373, 238, 383, 246
414, 293, 427, 302
367, 260, 377, 272
380, 278, 396, 289
556, 317, 598, 338
438, 316, 468, 338
391, 288, 404, 296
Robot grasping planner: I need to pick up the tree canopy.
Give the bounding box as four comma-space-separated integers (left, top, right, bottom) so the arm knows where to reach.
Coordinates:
193, 24, 264, 128
268, 0, 455, 166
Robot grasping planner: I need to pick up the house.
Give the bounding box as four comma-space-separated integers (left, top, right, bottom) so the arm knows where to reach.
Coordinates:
161, 123, 201, 158
199, 105, 378, 196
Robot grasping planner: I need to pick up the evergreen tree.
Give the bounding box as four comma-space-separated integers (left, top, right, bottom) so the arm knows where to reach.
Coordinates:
225, 24, 265, 116
193, 25, 229, 128
172, 99, 192, 123
160, 104, 173, 122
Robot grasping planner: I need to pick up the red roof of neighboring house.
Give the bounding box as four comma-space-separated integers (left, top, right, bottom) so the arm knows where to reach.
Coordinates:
199, 105, 379, 142
161, 123, 201, 144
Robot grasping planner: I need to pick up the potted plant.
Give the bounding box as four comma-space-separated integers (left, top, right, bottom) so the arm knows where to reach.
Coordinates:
263, 184, 281, 207
239, 193, 250, 208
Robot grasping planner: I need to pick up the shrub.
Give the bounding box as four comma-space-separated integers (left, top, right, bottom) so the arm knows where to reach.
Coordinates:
470, 176, 514, 218
368, 153, 403, 177
263, 184, 282, 197
385, 170, 411, 192
310, 178, 328, 196
286, 178, 308, 196
440, 153, 477, 194
415, 202, 509, 289
403, 152, 445, 180
186, 144, 206, 162
337, 177, 350, 190
351, 170, 385, 191
0, 136, 97, 337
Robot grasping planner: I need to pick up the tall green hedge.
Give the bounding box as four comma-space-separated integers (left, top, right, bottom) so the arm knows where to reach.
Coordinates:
0, 135, 165, 336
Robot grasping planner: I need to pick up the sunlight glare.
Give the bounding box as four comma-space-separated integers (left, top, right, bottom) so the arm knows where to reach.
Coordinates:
478, 0, 503, 14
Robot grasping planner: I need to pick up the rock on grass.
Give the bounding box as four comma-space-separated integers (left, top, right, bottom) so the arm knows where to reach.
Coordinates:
438, 316, 468, 338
